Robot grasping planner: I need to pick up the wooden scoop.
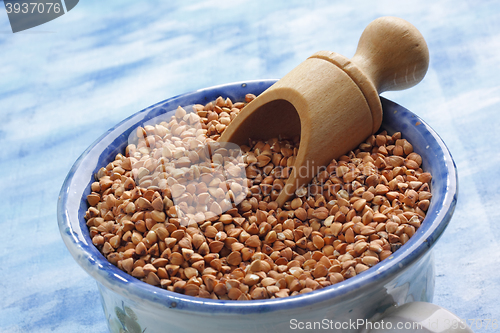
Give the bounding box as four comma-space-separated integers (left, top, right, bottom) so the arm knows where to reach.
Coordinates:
219, 16, 429, 206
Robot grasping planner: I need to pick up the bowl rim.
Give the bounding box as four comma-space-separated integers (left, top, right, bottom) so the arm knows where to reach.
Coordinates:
57, 79, 458, 314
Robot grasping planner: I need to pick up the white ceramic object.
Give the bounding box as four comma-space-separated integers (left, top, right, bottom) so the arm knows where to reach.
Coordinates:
58, 80, 468, 333
362, 302, 473, 333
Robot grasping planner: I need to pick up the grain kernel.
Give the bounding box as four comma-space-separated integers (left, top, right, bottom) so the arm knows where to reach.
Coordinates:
227, 251, 242, 266
130, 267, 146, 280
170, 252, 184, 265
312, 264, 328, 278
345, 228, 355, 243
362, 256, 380, 267
379, 250, 392, 261
209, 241, 224, 253
184, 284, 200, 296
330, 273, 344, 284
312, 235, 325, 250
250, 287, 267, 300
245, 235, 261, 248
261, 277, 277, 287
355, 263, 369, 274
312, 207, 329, 220
353, 242, 368, 255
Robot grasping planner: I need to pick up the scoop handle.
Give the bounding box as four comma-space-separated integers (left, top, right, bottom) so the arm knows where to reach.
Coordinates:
351, 16, 429, 93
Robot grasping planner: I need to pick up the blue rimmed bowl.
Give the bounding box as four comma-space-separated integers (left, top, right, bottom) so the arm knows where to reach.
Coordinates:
57, 80, 457, 333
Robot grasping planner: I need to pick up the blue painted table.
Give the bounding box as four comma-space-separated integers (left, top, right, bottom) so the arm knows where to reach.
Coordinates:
1, 1, 499, 332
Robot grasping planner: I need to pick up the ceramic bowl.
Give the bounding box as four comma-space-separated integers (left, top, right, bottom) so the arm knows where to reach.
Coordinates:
58, 79, 458, 333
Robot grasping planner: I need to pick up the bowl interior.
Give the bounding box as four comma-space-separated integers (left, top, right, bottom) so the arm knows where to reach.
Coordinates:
58, 79, 457, 314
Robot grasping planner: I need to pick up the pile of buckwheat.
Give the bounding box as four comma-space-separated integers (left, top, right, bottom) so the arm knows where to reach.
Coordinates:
85, 94, 432, 300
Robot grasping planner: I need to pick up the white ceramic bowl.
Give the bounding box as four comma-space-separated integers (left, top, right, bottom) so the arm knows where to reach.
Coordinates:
58, 80, 460, 333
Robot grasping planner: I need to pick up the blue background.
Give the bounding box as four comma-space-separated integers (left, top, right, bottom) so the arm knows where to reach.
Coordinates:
0, 1, 499, 332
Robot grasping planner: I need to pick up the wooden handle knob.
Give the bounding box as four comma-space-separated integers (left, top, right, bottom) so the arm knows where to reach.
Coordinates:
351, 16, 429, 93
